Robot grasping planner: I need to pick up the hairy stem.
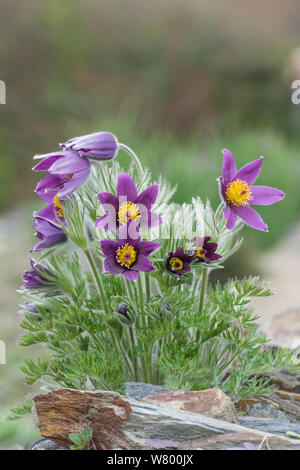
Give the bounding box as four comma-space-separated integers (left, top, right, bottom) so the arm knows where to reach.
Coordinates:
118, 143, 144, 178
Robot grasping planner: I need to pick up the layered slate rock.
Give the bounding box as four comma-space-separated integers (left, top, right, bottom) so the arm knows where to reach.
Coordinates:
33, 388, 300, 450
144, 388, 239, 424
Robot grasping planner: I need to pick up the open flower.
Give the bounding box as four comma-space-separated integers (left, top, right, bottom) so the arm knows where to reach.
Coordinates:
96, 173, 162, 231
100, 220, 160, 281
22, 258, 56, 289
166, 247, 194, 278
219, 149, 285, 231
60, 131, 118, 161
193, 237, 222, 264
32, 212, 67, 252
34, 150, 90, 201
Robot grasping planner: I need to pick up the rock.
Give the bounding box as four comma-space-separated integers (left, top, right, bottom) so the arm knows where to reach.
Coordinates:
144, 388, 239, 424
124, 382, 170, 399
261, 370, 300, 395
275, 390, 300, 404
260, 306, 300, 350
178, 431, 299, 450
33, 388, 300, 450
239, 417, 300, 436
30, 438, 67, 450
236, 393, 300, 423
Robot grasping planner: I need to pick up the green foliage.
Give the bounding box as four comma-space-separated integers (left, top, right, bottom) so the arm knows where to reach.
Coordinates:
15, 158, 300, 421
69, 428, 93, 450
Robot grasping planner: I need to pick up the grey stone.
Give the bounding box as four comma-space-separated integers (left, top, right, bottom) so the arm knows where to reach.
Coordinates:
30, 438, 67, 450
124, 382, 170, 399
240, 417, 300, 436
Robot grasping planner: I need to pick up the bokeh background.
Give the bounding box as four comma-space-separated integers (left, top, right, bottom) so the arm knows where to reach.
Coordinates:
1, 0, 300, 448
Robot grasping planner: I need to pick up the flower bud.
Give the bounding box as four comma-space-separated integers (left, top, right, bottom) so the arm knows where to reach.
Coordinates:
61, 132, 118, 161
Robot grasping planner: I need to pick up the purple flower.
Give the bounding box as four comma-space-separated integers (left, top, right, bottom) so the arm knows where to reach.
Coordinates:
32, 211, 67, 252
193, 237, 222, 264
96, 173, 162, 231
219, 149, 285, 232
22, 258, 56, 289
36, 196, 66, 224
60, 131, 118, 161
34, 150, 90, 201
100, 220, 160, 281
166, 247, 194, 278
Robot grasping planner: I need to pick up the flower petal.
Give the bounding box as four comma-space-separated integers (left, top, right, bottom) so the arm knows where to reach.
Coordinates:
222, 149, 237, 181
104, 256, 124, 275
233, 205, 268, 232
56, 168, 90, 198
250, 185, 285, 205
224, 205, 237, 230
33, 154, 62, 171
122, 270, 139, 281
132, 254, 155, 272
135, 184, 159, 208
100, 240, 118, 257
139, 241, 161, 256
235, 157, 263, 185
119, 219, 140, 241
117, 174, 137, 201
49, 151, 90, 174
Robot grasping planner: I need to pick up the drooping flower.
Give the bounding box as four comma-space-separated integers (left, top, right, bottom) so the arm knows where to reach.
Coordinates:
96, 173, 162, 231
32, 212, 67, 252
166, 247, 194, 278
37, 195, 66, 224
22, 258, 56, 289
193, 237, 222, 264
100, 219, 160, 281
219, 149, 285, 232
34, 150, 90, 201
60, 131, 118, 161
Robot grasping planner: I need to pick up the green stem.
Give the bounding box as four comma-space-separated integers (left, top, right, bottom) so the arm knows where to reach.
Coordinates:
118, 143, 144, 178
196, 267, 209, 343
85, 250, 109, 315
85, 249, 135, 377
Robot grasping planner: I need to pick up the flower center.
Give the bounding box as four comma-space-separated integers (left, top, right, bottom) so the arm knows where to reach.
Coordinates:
225, 179, 253, 207
118, 201, 141, 225
116, 243, 137, 268
53, 195, 64, 218
169, 257, 183, 271
196, 247, 205, 258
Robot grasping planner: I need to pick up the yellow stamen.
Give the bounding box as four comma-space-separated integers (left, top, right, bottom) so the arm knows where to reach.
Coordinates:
226, 179, 253, 207
53, 195, 64, 218
169, 257, 183, 271
196, 247, 205, 258
118, 201, 141, 225
116, 243, 137, 268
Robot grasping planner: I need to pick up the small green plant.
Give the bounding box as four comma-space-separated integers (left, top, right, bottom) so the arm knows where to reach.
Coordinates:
11, 131, 299, 418
69, 428, 93, 450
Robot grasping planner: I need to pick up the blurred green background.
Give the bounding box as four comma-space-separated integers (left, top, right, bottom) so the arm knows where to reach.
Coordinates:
1, 0, 300, 448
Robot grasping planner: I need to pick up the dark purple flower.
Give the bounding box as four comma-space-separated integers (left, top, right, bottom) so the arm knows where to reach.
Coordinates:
22, 258, 56, 289
34, 150, 90, 201
60, 131, 118, 161
32, 212, 67, 252
166, 247, 194, 278
219, 149, 285, 232
193, 237, 222, 264
96, 173, 162, 231
100, 220, 160, 281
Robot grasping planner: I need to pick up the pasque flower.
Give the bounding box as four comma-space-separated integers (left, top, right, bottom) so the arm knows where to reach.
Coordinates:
96, 173, 162, 231
219, 149, 285, 231
166, 247, 194, 278
34, 150, 90, 201
37, 196, 66, 224
60, 131, 118, 161
32, 211, 67, 252
22, 258, 56, 289
100, 219, 160, 281
193, 237, 222, 264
